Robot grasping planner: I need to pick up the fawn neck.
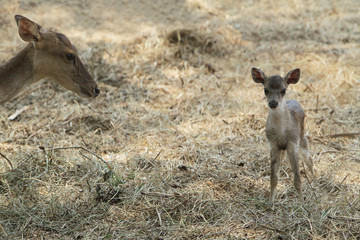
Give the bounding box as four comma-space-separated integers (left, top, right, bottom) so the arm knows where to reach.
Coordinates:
267, 100, 291, 129
0, 43, 36, 104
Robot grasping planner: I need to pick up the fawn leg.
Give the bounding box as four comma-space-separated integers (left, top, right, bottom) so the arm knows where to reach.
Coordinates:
287, 142, 302, 196
300, 136, 314, 176
280, 150, 285, 166
269, 147, 281, 204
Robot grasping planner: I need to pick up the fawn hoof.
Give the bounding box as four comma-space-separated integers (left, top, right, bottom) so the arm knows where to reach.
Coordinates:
269, 195, 275, 205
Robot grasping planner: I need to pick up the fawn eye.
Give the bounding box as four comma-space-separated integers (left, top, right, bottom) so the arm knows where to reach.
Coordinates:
264, 88, 269, 95
281, 89, 286, 95
65, 53, 75, 62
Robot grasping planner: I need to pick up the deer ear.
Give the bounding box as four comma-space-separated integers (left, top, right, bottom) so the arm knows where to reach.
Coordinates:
251, 67, 267, 85
15, 15, 42, 42
285, 68, 300, 85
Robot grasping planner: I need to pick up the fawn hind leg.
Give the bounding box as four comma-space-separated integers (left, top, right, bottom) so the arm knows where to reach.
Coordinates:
300, 136, 314, 177
280, 150, 286, 166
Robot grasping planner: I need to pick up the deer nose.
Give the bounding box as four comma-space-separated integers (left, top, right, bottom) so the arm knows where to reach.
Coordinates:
269, 100, 278, 109
94, 87, 100, 97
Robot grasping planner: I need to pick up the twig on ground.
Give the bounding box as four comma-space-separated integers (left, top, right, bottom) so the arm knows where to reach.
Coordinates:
330, 174, 348, 194
306, 107, 331, 112
328, 215, 360, 222
8, 106, 29, 121
311, 137, 344, 151
0, 151, 13, 170
0, 223, 7, 237
327, 132, 360, 138
149, 151, 162, 167
155, 207, 162, 226
338, 174, 348, 188
327, 174, 348, 194
305, 215, 316, 237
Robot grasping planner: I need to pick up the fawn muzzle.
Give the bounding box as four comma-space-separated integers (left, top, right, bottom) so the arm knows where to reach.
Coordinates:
269, 100, 278, 109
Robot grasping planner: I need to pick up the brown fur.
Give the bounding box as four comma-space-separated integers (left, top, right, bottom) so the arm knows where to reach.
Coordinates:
0, 15, 99, 104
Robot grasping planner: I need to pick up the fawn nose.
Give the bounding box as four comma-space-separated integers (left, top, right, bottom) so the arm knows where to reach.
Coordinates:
94, 87, 100, 97
269, 100, 278, 109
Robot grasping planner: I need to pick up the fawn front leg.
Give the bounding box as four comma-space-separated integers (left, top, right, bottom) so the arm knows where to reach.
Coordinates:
287, 142, 302, 197
269, 146, 281, 204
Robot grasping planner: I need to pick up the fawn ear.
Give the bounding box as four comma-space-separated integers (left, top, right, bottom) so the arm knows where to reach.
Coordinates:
284, 68, 300, 85
15, 15, 42, 42
251, 67, 267, 85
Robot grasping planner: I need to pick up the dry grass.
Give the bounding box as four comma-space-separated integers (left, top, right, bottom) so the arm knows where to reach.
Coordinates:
0, 0, 359, 239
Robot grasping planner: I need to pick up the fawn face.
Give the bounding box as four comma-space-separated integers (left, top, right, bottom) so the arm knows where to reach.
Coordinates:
251, 68, 300, 109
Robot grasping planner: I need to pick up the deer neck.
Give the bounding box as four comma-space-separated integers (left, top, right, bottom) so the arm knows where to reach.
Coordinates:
267, 100, 290, 129
0, 43, 37, 104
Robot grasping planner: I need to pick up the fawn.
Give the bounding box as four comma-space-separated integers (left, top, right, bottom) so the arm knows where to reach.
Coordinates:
251, 67, 314, 204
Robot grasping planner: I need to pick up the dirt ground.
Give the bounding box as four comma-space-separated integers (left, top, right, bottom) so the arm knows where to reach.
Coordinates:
0, 0, 359, 239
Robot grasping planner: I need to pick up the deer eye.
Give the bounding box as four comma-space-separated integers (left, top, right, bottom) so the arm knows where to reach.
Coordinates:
281, 89, 286, 95
65, 53, 75, 62
264, 88, 269, 95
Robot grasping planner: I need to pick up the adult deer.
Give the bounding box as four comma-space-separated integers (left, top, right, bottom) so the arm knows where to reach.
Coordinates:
251, 67, 314, 204
0, 15, 99, 104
